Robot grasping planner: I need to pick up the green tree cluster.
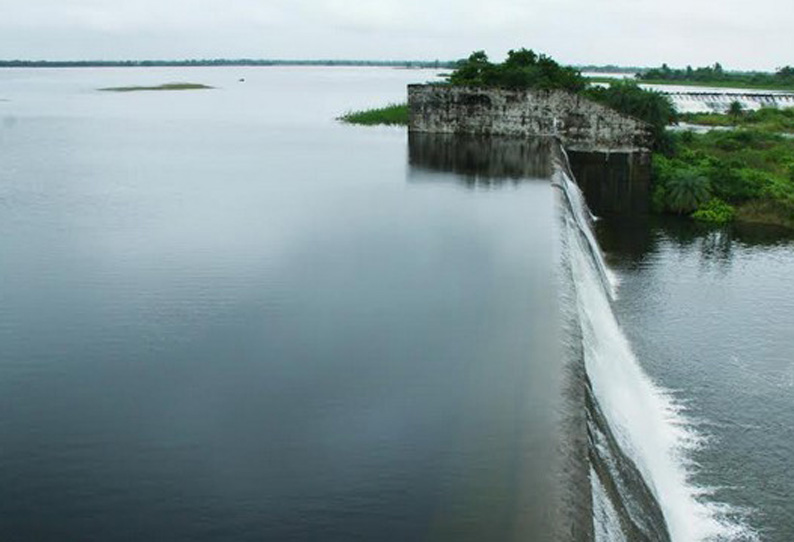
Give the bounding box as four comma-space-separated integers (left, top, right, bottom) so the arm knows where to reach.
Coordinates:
652, 129, 794, 227
584, 81, 677, 150
447, 49, 586, 92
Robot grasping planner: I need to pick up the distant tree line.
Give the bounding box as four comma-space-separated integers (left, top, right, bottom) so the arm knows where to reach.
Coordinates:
0, 59, 457, 69
638, 63, 794, 88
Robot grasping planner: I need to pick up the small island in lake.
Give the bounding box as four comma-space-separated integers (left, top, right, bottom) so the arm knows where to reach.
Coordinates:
98, 82, 213, 92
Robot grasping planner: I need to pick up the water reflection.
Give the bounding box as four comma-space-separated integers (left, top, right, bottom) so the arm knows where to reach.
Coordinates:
566, 151, 651, 216
408, 133, 552, 186
595, 215, 794, 271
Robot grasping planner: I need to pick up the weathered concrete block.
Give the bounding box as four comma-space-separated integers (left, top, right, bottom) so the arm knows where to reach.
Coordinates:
408, 85, 653, 153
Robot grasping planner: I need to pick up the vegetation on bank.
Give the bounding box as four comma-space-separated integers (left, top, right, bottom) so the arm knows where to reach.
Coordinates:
638, 63, 794, 91
587, 75, 794, 92
653, 127, 794, 227
338, 103, 408, 126
99, 83, 213, 92
634, 78, 794, 92
681, 107, 794, 134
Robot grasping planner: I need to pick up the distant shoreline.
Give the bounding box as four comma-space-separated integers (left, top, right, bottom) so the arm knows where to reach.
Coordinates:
0, 60, 455, 69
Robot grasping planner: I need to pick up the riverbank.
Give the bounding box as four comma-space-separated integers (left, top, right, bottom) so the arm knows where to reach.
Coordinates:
654, 125, 794, 229
680, 108, 794, 134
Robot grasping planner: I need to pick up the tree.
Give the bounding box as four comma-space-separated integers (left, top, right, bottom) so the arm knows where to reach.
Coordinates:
728, 100, 744, 123
666, 170, 712, 213
584, 81, 677, 150
448, 51, 493, 86
777, 66, 794, 80
503, 48, 538, 67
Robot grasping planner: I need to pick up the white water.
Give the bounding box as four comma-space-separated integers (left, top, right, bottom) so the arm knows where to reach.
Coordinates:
556, 164, 753, 541
554, 149, 617, 300
591, 467, 628, 542
664, 92, 794, 114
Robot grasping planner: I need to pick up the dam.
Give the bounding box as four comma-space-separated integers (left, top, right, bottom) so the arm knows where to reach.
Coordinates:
406, 86, 747, 540
407, 84, 654, 215
408, 133, 730, 541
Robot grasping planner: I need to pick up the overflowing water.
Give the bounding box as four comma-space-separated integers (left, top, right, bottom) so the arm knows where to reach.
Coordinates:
659, 90, 794, 114
555, 153, 758, 541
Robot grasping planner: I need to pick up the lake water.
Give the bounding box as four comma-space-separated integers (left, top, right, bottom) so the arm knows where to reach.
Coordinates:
2, 67, 794, 541
0, 68, 564, 541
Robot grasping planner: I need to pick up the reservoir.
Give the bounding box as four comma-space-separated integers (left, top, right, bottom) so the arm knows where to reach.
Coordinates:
0, 67, 560, 541
1, 67, 794, 541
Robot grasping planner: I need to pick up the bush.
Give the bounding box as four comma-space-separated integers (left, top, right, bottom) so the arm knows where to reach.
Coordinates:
338, 103, 409, 126
585, 81, 677, 150
666, 169, 712, 213
692, 199, 736, 223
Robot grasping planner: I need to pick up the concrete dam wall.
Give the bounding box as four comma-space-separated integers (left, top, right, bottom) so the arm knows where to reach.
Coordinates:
407, 85, 653, 213
407, 85, 653, 153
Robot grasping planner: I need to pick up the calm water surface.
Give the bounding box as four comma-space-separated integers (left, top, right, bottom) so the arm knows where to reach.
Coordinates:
0, 68, 559, 541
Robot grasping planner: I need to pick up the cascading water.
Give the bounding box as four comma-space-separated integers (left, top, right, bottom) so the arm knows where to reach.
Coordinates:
553, 146, 754, 542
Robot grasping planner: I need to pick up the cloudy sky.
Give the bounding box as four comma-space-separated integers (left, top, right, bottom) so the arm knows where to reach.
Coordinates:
1, 0, 790, 70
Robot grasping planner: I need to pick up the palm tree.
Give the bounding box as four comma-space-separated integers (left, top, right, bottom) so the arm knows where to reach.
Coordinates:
728, 100, 744, 124
667, 170, 712, 214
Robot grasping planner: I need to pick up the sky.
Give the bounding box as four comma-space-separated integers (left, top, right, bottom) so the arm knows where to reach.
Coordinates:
0, 0, 790, 70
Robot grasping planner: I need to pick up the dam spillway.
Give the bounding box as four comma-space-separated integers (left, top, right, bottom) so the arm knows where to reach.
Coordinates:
409, 133, 749, 541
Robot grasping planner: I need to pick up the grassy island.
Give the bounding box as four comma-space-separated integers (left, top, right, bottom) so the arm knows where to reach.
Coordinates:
338, 103, 408, 126
99, 83, 213, 92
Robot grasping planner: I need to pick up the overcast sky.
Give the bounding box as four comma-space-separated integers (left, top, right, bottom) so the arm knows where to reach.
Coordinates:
1, 0, 790, 70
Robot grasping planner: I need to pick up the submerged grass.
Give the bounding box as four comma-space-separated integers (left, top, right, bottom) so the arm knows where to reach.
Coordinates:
338, 103, 408, 126
99, 82, 214, 92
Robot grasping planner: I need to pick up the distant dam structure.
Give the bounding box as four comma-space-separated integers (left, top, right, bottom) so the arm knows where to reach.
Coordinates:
657, 89, 794, 113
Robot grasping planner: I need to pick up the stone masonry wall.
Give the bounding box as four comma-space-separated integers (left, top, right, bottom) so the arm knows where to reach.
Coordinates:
408, 85, 653, 153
